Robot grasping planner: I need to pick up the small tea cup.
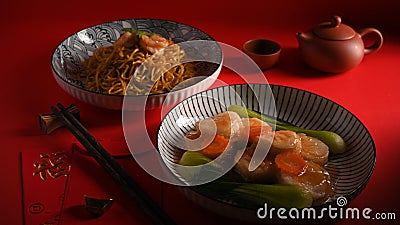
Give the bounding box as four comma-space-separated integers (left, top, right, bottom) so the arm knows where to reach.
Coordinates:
243, 39, 281, 70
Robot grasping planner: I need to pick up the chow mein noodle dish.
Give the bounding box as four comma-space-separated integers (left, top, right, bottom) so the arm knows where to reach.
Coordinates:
77, 29, 206, 95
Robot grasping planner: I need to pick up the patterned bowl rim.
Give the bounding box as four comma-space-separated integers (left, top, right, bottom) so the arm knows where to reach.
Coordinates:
156, 83, 377, 210
50, 18, 222, 98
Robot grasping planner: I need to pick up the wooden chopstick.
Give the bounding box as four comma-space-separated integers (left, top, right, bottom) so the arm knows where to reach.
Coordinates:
51, 103, 176, 225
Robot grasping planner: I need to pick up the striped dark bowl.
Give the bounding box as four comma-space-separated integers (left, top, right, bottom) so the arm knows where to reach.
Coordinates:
157, 83, 376, 222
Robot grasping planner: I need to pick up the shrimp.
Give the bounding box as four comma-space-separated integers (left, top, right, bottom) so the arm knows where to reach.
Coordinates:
234, 123, 305, 183
183, 112, 244, 158
139, 34, 173, 54
242, 117, 270, 128
278, 161, 334, 205
234, 145, 278, 183
269, 130, 302, 155
241, 118, 272, 144
113, 32, 138, 48
299, 133, 329, 165
195, 111, 244, 140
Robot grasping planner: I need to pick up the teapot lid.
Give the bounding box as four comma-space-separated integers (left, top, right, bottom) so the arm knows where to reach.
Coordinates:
313, 16, 355, 40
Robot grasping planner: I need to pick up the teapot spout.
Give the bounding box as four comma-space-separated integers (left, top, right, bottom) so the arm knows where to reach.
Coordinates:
296, 32, 309, 42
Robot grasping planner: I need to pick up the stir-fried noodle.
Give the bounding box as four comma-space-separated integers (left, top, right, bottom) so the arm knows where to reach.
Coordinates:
77, 31, 205, 95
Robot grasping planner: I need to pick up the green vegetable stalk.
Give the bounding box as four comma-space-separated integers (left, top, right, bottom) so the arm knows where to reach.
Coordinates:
179, 151, 313, 209
124, 28, 155, 38
179, 151, 213, 166
177, 151, 224, 184
228, 105, 346, 154
193, 181, 313, 209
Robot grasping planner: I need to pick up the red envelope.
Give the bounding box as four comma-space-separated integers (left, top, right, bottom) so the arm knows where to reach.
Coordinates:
21, 147, 72, 225
60, 143, 162, 225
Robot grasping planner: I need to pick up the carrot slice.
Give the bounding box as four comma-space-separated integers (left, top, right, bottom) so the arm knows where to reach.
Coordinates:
248, 125, 272, 143
275, 152, 307, 175
185, 130, 201, 140
200, 134, 229, 159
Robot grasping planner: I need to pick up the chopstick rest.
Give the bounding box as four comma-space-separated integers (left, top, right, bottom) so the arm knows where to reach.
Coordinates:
39, 104, 80, 134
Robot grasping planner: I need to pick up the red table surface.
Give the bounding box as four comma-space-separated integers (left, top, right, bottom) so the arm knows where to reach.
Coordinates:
1, 0, 399, 224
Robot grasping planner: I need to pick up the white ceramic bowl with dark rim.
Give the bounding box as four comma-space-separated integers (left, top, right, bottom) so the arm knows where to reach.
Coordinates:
157, 83, 376, 223
51, 18, 222, 110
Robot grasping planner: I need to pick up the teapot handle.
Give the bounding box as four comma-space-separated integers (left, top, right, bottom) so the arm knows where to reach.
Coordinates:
358, 28, 383, 55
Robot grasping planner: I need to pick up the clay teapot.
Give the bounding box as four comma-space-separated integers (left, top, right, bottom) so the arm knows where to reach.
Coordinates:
296, 16, 383, 73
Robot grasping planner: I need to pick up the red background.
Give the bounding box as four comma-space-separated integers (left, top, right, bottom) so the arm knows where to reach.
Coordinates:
1, 0, 399, 224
